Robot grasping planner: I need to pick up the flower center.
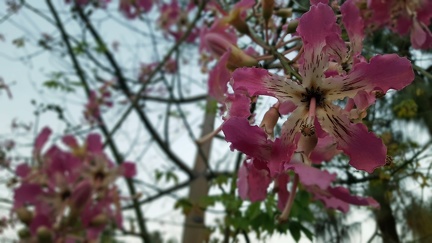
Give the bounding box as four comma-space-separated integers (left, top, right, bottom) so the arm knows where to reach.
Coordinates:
301, 86, 325, 108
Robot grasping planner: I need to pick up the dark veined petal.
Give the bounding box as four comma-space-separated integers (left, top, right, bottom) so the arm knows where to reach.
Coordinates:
326, 54, 414, 101
280, 106, 308, 148
232, 67, 303, 104
297, 3, 341, 87
317, 103, 387, 173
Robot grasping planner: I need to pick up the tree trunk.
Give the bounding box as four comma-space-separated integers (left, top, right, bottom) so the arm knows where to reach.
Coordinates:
182, 97, 215, 243
372, 180, 400, 243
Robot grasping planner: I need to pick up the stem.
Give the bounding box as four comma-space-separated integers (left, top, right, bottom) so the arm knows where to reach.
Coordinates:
196, 125, 222, 144
278, 174, 299, 222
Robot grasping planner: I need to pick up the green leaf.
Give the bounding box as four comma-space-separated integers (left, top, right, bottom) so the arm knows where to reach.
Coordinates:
289, 221, 301, 242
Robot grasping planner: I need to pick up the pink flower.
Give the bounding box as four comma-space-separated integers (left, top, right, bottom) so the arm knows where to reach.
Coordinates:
360, 0, 432, 49
119, 0, 153, 19
232, 120, 379, 212
12, 127, 136, 241
229, 3, 414, 173
156, 0, 198, 42
83, 82, 113, 125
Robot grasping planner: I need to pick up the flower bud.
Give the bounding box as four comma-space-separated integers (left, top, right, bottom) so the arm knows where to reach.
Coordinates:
260, 106, 280, 138
262, 0, 274, 23
286, 19, 298, 33
204, 33, 258, 69
275, 8, 292, 18
90, 213, 109, 227
18, 228, 31, 239
297, 133, 318, 157
226, 10, 250, 35
228, 47, 258, 69
16, 207, 33, 225
37, 226, 53, 243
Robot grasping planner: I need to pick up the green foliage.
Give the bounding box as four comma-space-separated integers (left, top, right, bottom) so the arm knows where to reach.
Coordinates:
154, 169, 179, 185
393, 99, 418, 119
43, 72, 82, 93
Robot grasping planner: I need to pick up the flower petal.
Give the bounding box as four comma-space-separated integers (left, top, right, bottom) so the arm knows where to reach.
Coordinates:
326, 54, 414, 101
285, 161, 336, 190
121, 162, 137, 178
232, 67, 302, 103
86, 133, 103, 154
280, 106, 308, 147
276, 173, 289, 212
328, 186, 380, 208
222, 117, 283, 161
237, 159, 271, 202
225, 93, 251, 119
341, 0, 365, 55
34, 127, 51, 153
297, 3, 338, 47
317, 104, 386, 173
208, 49, 231, 103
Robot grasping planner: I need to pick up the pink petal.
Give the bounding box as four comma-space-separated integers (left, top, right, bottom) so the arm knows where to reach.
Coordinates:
222, 117, 278, 161
341, 0, 365, 55
232, 67, 302, 103
310, 135, 341, 164
326, 54, 414, 100
121, 162, 136, 178
297, 3, 339, 47
29, 214, 52, 235
329, 186, 380, 208
222, 117, 291, 176
16, 163, 31, 178
86, 133, 103, 154
237, 159, 271, 202
411, 20, 432, 50
276, 173, 289, 211
199, 20, 237, 54
285, 162, 336, 190
352, 90, 376, 111
279, 101, 297, 115
280, 106, 308, 147
62, 135, 79, 149
317, 104, 387, 173
310, 187, 350, 213
225, 94, 251, 119
208, 49, 231, 103
34, 127, 51, 152
14, 183, 43, 208
71, 180, 93, 209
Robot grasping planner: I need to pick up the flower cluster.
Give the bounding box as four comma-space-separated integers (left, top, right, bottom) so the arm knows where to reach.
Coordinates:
204, 0, 415, 217
12, 127, 136, 242
84, 82, 114, 125
355, 0, 432, 49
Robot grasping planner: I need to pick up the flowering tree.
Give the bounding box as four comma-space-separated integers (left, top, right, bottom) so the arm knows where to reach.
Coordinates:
1, 0, 432, 242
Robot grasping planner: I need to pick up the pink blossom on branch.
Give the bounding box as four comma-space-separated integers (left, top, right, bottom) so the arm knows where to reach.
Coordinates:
12, 127, 136, 242
119, 0, 154, 19
357, 0, 432, 49
230, 3, 414, 173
